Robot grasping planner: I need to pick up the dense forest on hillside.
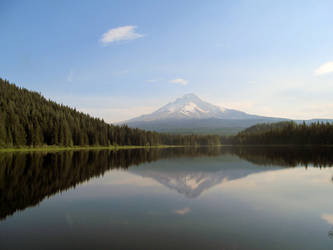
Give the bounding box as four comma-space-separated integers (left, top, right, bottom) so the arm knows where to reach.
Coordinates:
225, 121, 333, 145
2, 78, 333, 147
0, 78, 221, 148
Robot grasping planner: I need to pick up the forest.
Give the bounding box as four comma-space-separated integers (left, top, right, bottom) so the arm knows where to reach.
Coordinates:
2, 78, 333, 148
0, 78, 221, 148
225, 121, 333, 145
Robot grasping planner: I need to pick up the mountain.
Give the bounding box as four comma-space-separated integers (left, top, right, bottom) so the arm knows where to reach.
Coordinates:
124, 93, 287, 135
128, 93, 264, 121
0, 78, 221, 148
129, 156, 279, 198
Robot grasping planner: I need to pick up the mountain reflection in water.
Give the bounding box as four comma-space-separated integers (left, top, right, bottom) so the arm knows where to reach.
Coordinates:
1, 146, 333, 221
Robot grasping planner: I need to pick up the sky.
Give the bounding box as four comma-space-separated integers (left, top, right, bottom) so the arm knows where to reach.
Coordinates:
1, 0, 333, 122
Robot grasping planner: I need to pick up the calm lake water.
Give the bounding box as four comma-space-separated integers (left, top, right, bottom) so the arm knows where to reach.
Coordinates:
1, 147, 333, 250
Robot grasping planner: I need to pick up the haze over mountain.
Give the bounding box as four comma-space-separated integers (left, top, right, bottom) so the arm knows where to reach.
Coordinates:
123, 94, 287, 134
128, 93, 264, 121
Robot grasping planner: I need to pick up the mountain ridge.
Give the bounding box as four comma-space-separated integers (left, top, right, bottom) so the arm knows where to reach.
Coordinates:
126, 93, 270, 122
123, 93, 288, 134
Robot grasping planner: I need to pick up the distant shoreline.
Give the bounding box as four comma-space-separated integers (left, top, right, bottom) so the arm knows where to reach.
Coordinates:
0, 145, 185, 153
220, 144, 333, 147
2, 144, 333, 153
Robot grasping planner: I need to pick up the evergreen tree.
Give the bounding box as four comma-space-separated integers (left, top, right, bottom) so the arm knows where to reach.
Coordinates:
0, 78, 223, 148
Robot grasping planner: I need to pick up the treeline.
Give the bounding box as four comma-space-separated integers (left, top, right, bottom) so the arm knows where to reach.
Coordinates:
0, 78, 221, 148
0, 147, 224, 220
230, 146, 333, 167
225, 121, 333, 145
3, 146, 333, 220
3, 78, 333, 147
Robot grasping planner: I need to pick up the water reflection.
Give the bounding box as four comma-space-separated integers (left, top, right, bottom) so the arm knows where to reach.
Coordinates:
0, 147, 220, 220
329, 228, 333, 239
233, 146, 333, 167
1, 146, 333, 221
129, 155, 276, 198
2, 147, 333, 249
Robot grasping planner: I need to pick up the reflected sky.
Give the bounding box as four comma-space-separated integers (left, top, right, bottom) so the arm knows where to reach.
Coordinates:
1, 148, 333, 249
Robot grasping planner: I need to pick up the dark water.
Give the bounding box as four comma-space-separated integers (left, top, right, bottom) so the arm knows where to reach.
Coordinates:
1, 147, 333, 250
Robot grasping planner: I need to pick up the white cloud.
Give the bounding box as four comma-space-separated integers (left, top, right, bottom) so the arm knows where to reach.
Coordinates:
100, 26, 144, 44
314, 61, 333, 76
170, 78, 188, 85
173, 207, 191, 215
321, 213, 333, 225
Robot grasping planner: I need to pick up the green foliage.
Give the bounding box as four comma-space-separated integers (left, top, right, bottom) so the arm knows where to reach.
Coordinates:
152, 127, 243, 136
0, 78, 221, 147
226, 121, 333, 145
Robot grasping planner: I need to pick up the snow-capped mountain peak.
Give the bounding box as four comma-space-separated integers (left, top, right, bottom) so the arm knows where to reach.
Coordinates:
121, 94, 288, 133
130, 93, 231, 122
124, 93, 265, 123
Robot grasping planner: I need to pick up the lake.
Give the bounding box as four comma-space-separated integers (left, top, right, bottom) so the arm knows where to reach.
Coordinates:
1, 147, 333, 250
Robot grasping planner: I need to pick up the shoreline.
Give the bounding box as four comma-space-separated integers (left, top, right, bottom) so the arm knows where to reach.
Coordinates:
1, 144, 333, 153
0, 145, 185, 153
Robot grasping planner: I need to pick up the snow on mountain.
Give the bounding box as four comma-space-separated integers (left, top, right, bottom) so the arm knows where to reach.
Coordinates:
121, 93, 331, 134
129, 157, 278, 198
126, 93, 260, 122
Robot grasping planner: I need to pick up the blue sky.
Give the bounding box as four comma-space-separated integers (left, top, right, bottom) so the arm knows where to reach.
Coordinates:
1, 0, 333, 122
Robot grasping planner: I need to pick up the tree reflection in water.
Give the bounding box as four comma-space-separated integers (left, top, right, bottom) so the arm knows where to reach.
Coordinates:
1, 146, 333, 221
328, 228, 333, 239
